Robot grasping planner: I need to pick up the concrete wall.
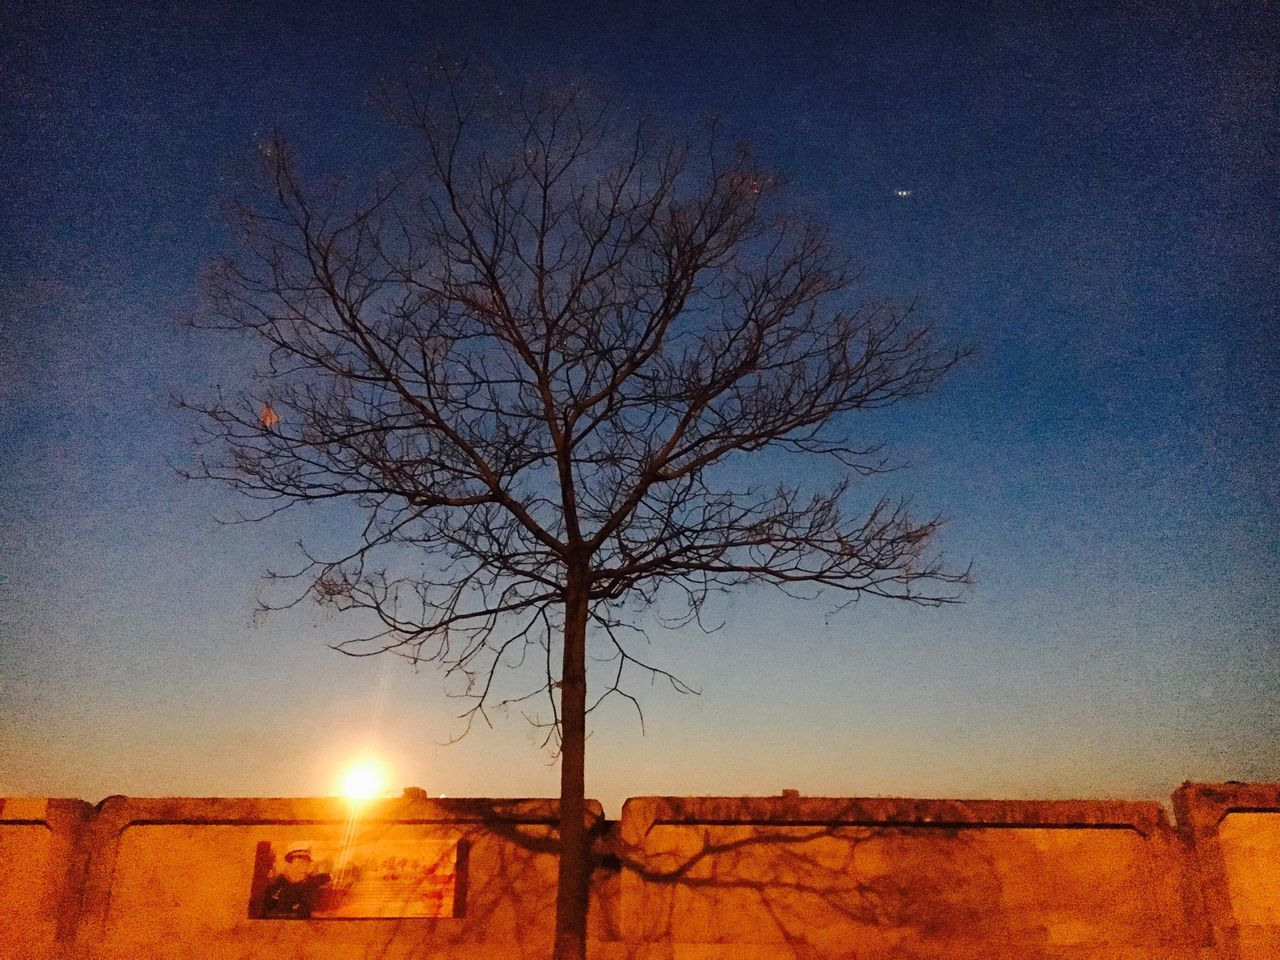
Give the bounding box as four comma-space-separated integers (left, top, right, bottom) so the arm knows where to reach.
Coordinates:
1, 783, 1275, 960
616, 796, 1207, 959
66, 796, 611, 960
1175, 782, 1280, 960
0, 798, 92, 960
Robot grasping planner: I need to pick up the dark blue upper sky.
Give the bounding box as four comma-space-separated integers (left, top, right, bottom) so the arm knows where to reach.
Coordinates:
2, 0, 1276, 811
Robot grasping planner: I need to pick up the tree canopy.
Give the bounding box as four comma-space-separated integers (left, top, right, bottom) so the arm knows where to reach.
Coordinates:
187, 59, 969, 959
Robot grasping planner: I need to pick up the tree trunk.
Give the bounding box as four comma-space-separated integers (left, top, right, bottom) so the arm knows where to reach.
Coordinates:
553, 573, 590, 960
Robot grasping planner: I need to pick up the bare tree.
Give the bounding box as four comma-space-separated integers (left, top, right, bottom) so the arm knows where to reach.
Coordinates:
186, 59, 969, 960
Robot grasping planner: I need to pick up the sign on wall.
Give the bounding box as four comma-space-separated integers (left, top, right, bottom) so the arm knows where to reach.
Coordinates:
248, 837, 461, 919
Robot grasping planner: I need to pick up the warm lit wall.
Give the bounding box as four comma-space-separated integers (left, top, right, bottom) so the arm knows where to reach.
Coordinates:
2, 784, 1276, 960
1175, 782, 1280, 960
73, 796, 612, 960
0, 798, 90, 960
98, 822, 556, 960
1219, 813, 1280, 960
617, 796, 1205, 959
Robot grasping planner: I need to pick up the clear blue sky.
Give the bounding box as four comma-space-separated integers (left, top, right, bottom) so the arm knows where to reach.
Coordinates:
2, 0, 1276, 815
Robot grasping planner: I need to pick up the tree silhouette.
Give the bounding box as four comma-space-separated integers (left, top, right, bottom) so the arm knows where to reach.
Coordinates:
186, 58, 970, 960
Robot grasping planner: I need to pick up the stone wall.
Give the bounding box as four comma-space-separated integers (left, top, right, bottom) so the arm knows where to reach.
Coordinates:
1, 782, 1276, 959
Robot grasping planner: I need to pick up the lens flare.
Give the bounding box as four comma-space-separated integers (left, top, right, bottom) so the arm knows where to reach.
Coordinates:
338, 759, 388, 801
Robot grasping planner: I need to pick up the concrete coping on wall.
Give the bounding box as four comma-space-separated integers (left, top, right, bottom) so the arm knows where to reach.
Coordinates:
618, 794, 1175, 846
0, 797, 93, 825
1174, 781, 1280, 831
86, 794, 605, 836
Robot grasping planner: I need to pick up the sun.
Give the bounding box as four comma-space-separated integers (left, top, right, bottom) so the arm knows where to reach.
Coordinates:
338, 758, 388, 802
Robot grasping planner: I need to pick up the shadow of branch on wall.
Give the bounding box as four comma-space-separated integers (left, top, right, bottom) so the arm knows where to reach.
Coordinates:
602, 798, 1194, 959
231, 801, 602, 960
113, 798, 1198, 960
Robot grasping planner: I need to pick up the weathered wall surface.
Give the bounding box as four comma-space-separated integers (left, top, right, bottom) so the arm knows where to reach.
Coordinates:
1175, 782, 1280, 960
0, 798, 91, 960
68, 796, 612, 960
1, 783, 1275, 960
616, 796, 1206, 959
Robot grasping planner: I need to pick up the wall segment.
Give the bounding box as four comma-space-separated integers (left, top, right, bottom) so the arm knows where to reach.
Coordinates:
1, 783, 1274, 959
617, 795, 1207, 958
1174, 782, 1280, 960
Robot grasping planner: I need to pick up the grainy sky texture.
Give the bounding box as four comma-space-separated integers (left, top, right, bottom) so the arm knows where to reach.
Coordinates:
2, 1, 1277, 814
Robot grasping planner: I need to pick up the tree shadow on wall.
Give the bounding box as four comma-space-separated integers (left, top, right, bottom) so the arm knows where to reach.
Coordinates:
237, 801, 609, 960
606, 799, 1184, 960
231, 798, 1188, 960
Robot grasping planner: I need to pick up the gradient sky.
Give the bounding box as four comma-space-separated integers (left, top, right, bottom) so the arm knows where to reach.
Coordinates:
2, 0, 1277, 817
